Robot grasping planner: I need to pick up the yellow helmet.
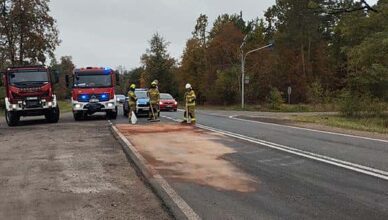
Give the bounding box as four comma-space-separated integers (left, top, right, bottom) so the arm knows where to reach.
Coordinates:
151, 81, 157, 86
130, 84, 136, 89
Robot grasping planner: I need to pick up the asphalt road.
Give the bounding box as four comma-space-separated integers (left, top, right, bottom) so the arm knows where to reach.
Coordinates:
114, 108, 388, 219
0, 111, 171, 220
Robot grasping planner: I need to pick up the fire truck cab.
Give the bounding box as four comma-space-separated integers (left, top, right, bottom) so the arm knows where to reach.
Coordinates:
67, 67, 118, 120
2, 65, 60, 126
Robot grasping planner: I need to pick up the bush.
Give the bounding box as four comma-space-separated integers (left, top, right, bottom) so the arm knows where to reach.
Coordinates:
267, 87, 284, 110
306, 81, 324, 104
338, 90, 386, 117
214, 69, 239, 105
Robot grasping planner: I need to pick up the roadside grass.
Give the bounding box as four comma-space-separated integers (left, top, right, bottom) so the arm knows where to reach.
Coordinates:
58, 100, 72, 113
195, 103, 338, 112
291, 114, 388, 134
194, 102, 388, 134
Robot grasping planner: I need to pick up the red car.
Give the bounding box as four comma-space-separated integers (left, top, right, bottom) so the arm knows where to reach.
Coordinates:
159, 93, 178, 111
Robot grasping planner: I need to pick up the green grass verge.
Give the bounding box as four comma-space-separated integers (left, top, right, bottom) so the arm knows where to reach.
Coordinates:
58, 100, 72, 113
291, 114, 388, 134
195, 103, 338, 112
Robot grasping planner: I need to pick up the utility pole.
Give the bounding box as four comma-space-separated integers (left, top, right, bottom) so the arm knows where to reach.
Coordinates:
240, 48, 245, 109
240, 40, 274, 109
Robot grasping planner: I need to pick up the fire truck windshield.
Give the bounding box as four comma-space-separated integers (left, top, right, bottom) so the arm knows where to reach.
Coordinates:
74, 73, 112, 88
9, 71, 49, 86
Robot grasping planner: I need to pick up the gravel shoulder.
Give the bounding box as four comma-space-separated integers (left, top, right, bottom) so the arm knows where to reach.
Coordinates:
0, 113, 172, 220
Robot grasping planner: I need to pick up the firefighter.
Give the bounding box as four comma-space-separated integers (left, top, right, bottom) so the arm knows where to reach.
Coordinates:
147, 80, 160, 120
183, 83, 196, 124
127, 84, 137, 122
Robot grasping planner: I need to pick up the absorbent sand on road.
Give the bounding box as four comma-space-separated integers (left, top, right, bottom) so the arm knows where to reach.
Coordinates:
0, 115, 171, 220
116, 123, 258, 193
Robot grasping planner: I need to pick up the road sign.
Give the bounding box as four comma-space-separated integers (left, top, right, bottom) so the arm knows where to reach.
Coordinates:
244, 76, 250, 84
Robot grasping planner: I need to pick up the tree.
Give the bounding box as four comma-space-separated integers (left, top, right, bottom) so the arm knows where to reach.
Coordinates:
178, 14, 209, 103
345, 1, 388, 101
206, 21, 244, 104
116, 67, 144, 94
313, 0, 378, 14
0, 0, 60, 66
141, 33, 177, 95
50, 56, 74, 99
192, 14, 208, 46
261, 0, 337, 103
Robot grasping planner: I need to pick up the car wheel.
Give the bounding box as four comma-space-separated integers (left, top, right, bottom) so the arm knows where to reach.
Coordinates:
73, 111, 84, 121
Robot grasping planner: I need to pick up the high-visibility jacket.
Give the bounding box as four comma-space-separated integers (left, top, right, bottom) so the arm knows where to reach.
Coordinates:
185, 90, 196, 106
127, 90, 137, 105
148, 88, 160, 105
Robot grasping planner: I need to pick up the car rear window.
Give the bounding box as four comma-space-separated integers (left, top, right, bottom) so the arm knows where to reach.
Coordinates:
161, 93, 173, 99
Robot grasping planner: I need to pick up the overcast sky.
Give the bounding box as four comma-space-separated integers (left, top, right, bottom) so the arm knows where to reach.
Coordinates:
49, 0, 276, 70
49, 0, 378, 70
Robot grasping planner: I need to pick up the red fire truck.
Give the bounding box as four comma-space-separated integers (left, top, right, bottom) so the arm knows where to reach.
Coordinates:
66, 67, 118, 120
2, 65, 60, 126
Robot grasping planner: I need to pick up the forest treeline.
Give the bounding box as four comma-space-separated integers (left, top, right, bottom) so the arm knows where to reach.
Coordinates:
117, 0, 387, 116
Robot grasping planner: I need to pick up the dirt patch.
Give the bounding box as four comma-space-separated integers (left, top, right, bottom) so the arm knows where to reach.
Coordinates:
117, 124, 257, 193
0, 115, 171, 220
117, 123, 191, 134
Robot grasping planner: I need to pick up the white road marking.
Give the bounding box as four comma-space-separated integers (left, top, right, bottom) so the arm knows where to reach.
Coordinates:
161, 115, 388, 181
229, 115, 388, 143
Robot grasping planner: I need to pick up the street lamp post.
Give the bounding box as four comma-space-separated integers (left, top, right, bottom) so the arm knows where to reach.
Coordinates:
240, 42, 274, 109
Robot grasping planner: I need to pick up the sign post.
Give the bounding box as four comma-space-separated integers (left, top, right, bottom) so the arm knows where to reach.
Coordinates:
287, 86, 292, 104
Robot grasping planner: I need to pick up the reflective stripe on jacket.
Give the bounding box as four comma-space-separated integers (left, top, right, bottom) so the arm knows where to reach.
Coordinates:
185, 90, 196, 106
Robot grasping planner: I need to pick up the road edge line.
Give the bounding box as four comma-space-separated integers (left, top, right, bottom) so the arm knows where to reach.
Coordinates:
109, 124, 201, 220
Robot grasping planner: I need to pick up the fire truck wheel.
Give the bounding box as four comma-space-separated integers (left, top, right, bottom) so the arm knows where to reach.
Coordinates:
46, 107, 60, 123
5, 109, 20, 127
73, 112, 84, 121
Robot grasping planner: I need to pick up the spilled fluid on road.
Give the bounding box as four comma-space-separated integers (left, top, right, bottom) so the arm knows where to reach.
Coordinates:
117, 124, 257, 193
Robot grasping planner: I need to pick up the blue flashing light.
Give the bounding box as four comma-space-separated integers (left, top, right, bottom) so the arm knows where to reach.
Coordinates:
99, 93, 110, 101
103, 67, 112, 75
101, 94, 108, 99
78, 94, 90, 102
